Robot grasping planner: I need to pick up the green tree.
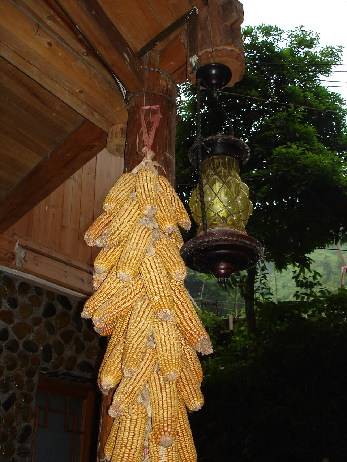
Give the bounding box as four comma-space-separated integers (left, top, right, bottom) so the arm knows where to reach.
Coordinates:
193, 290, 347, 462
176, 25, 347, 330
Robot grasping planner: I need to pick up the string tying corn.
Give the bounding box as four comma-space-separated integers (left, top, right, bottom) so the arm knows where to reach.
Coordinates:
83, 134, 212, 460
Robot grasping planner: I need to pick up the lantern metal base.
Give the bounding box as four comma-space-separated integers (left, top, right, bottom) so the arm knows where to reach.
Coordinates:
180, 228, 262, 283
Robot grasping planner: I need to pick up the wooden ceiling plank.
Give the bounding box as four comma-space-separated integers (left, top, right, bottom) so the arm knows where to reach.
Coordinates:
56, 0, 144, 93
137, 8, 195, 57
14, 0, 115, 85
98, 0, 163, 51
1, 57, 83, 140
0, 120, 107, 233
144, 0, 193, 29
0, 0, 127, 131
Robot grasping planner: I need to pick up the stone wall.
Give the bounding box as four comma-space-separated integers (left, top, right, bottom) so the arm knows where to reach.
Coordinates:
0, 271, 104, 462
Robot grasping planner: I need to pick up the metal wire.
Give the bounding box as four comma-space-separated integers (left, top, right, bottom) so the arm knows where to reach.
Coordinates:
196, 78, 208, 234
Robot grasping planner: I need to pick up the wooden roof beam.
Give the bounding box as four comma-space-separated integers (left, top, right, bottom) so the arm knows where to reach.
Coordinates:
56, 0, 144, 94
0, 120, 107, 233
0, 0, 127, 131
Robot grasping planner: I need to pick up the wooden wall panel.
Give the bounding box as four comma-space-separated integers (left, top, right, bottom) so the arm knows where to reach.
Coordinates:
0, 149, 124, 294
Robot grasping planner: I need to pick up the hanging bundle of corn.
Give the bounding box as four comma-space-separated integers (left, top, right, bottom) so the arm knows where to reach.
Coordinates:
84, 146, 212, 461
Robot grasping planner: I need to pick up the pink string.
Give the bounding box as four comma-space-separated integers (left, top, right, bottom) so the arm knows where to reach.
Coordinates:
140, 105, 162, 153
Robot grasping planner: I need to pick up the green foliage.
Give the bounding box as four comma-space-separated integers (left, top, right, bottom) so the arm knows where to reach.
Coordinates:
176, 25, 347, 270
192, 289, 347, 461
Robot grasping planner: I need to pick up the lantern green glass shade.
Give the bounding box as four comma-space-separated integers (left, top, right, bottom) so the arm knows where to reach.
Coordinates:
189, 156, 253, 234
181, 135, 262, 282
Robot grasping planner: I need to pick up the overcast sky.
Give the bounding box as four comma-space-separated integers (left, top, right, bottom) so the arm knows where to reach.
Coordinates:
241, 0, 347, 104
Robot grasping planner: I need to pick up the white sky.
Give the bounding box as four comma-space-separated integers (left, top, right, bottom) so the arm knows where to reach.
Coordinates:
241, 0, 347, 104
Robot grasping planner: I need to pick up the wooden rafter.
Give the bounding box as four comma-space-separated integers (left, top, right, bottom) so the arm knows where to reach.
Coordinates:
0, 120, 107, 233
56, 0, 144, 93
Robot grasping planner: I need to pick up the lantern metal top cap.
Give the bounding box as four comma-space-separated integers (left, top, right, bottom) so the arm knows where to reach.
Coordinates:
196, 63, 232, 90
189, 134, 250, 167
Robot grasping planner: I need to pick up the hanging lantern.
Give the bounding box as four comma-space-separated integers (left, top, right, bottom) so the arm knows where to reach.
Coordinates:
181, 64, 262, 283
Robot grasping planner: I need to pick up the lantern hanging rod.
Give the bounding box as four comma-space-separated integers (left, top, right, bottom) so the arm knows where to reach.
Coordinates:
196, 77, 208, 234
196, 62, 234, 136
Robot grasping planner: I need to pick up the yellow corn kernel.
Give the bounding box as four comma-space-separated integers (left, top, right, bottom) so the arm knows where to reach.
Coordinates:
109, 346, 156, 417
152, 316, 181, 381
177, 330, 203, 384
170, 281, 213, 355
148, 433, 179, 462
154, 237, 187, 282
94, 243, 125, 274
117, 225, 153, 282
158, 176, 191, 230
104, 198, 142, 247
84, 211, 113, 247
104, 418, 120, 462
122, 298, 154, 376
155, 191, 176, 233
111, 401, 147, 462
177, 360, 204, 412
140, 253, 173, 313
177, 397, 197, 462
98, 337, 124, 392
92, 277, 145, 330
166, 225, 184, 249
81, 276, 127, 319
149, 369, 178, 448
103, 173, 136, 212
135, 167, 158, 211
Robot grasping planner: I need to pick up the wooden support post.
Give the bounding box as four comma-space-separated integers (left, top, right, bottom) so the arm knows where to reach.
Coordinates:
124, 51, 178, 185
96, 50, 177, 461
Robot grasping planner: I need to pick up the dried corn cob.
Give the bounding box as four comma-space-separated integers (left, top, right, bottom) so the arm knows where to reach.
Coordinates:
176, 397, 197, 462
98, 310, 131, 364
149, 369, 178, 447
82, 277, 126, 319
117, 225, 153, 282
92, 271, 108, 290
158, 176, 191, 230
166, 225, 184, 249
98, 338, 125, 392
104, 418, 120, 462
92, 277, 145, 329
140, 253, 173, 313
122, 297, 154, 376
148, 432, 179, 462
155, 191, 176, 233
154, 237, 187, 282
177, 330, 203, 384
111, 401, 147, 462
104, 198, 142, 246
109, 346, 156, 417
99, 310, 131, 366
94, 243, 125, 274
84, 211, 113, 247
103, 172, 136, 212
170, 281, 213, 355
152, 316, 181, 381
177, 360, 204, 412
95, 322, 117, 337
135, 168, 158, 211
